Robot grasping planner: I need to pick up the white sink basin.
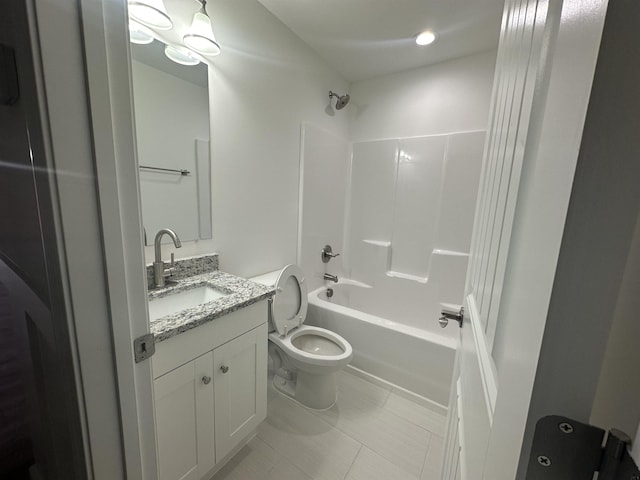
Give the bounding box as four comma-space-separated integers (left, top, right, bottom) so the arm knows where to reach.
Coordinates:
148, 286, 229, 321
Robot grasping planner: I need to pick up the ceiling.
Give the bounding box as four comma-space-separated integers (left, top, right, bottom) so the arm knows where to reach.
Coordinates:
256, 0, 505, 83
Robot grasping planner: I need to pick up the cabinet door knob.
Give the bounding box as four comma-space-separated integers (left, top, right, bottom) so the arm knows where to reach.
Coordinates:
220, 365, 229, 374
201, 375, 212, 385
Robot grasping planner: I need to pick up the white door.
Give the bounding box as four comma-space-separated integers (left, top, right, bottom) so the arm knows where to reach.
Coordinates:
442, 0, 609, 478
214, 324, 268, 461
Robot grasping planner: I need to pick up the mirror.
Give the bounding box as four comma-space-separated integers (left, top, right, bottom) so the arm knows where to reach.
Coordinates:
130, 40, 211, 245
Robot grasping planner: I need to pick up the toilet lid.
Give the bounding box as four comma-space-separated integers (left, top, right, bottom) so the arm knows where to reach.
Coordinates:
271, 264, 308, 336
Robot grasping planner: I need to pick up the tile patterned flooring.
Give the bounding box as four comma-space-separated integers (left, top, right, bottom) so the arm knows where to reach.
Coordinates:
212, 370, 446, 480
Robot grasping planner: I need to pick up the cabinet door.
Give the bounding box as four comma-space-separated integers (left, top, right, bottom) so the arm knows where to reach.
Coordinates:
154, 352, 215, 480
213, 324, 267, 460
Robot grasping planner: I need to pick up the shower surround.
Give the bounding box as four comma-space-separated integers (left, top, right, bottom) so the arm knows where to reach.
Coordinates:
299, 125, 485, 402
345, 131, 485, 332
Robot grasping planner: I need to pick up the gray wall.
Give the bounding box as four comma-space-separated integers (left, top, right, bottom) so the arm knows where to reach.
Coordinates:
590, 208, 640, 434
519, 0, 640, 474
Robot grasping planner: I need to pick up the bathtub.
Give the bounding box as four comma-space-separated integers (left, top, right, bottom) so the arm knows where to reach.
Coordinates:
306, 281, 457, 409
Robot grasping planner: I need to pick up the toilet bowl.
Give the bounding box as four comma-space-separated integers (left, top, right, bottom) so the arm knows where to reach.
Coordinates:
251, 264, 353, 409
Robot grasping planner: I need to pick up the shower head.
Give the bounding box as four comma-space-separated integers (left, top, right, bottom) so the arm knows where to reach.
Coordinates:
329, 90, 350, 110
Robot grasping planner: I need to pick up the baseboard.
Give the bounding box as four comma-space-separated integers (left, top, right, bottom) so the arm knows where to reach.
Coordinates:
344, 364, 448, 416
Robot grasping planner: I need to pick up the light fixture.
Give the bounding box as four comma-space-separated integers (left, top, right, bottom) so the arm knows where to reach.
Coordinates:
183, 0, 221, 57
416, 31, 437, 46
164, 45, 201, 66
129, 0, 173, 31
129, 20, 155, 45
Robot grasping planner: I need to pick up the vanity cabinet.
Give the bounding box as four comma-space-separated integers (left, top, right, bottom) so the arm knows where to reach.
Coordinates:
152, 301, 268, 480
155, 353, 214, 480
213, 327, 267, 460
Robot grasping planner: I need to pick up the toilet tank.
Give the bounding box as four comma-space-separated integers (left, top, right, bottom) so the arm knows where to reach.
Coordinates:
249, 269, 282, 333
249, 269, 281, 288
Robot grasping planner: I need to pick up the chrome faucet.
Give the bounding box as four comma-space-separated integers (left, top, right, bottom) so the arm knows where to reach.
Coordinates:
321, 245, 340, 263
323, 273, 338, 283
153, 228, 182, 288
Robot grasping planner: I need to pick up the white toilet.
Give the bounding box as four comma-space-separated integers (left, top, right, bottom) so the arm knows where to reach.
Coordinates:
251, 264, 353, 410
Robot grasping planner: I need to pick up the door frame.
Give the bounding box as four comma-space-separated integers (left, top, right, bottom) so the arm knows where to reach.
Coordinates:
77, 0, 158, 478
26, 0, 156, 478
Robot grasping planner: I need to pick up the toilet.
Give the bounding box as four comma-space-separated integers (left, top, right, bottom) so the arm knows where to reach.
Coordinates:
251, 264, 353, 410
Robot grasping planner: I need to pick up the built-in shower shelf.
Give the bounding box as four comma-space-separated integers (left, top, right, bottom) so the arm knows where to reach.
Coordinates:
361, 239, 391, 247
358, 240, 470, 284
432, 249, 469, 257
386, 271, 428, 283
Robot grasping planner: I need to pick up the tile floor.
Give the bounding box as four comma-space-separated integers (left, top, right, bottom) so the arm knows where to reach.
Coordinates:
212, 370, 446, 480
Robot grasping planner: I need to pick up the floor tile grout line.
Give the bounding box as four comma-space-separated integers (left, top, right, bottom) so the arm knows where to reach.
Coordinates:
381, 392, 447, 434
383, 389, 448, 419
262, 371, 444, 480
387, 386, 448, 415
341, 370, 445, 428
382, 386, 392, 407
359, 442, 426, 479
342, 443, 363, 480
297, 375, 440, 478
320, 405, 430, 480
377, 401, 445, 437
259, 391, 367, 480
418, 433, 433, 480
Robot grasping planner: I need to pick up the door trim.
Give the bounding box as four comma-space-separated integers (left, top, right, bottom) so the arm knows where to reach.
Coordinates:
77, 0, 158, 478
466, 295, 498, 420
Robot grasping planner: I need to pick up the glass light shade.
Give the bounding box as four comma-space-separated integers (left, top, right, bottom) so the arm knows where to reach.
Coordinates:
416, 31, 437, 46
129, 21, 154, 44
129, 0, 173, 30
164, 45, 201, 66
183, 11, 221, 56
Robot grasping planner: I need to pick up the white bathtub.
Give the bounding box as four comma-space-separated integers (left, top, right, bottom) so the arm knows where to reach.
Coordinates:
306, 282, 457, 408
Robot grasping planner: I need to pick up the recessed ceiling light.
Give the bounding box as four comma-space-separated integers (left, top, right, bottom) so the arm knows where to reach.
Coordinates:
416, 31, 437, 46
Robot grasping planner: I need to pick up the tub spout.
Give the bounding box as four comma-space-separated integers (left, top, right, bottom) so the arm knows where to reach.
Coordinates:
323, 273, 338, 283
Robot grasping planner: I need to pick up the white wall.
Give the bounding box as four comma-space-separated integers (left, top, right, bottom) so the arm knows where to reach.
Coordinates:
143, 9, 494, 280
298, 124, 350, 292
349, 50, 497, 142
148, 0, 350, 277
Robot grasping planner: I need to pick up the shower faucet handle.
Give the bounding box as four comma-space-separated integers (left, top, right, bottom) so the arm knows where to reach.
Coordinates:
321, 245, 340, 263
439, 306, 464, 328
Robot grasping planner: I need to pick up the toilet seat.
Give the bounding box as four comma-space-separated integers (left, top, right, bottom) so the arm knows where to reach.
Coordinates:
269, 325, 353, 367
270, 264, 308, 336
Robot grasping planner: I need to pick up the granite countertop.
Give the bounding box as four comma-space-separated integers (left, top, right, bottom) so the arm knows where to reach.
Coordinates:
148, 270, 274, 342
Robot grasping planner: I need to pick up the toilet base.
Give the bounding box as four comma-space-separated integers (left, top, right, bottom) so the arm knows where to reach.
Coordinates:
296, 371, 337, 410
272, 372, 297, 398
272, 370, 337, 410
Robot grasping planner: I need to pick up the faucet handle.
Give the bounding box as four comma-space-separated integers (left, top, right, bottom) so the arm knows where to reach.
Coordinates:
321, 245, 341, 263
161, 253, 176, 279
